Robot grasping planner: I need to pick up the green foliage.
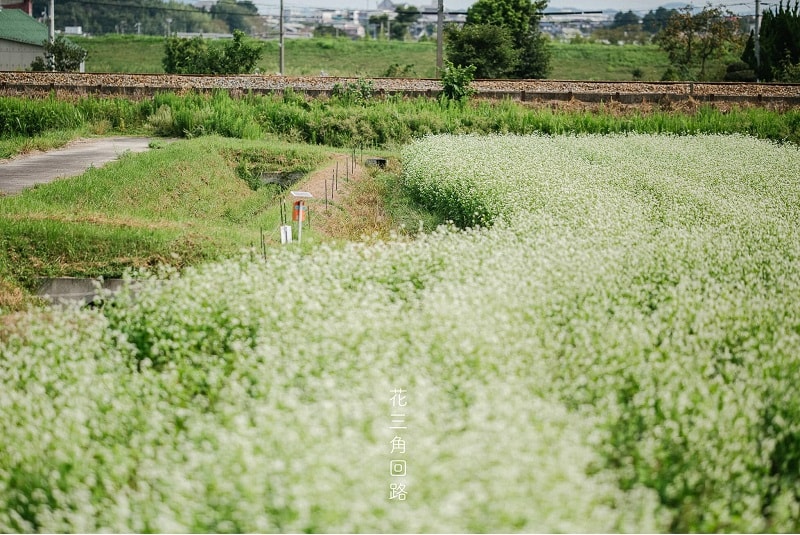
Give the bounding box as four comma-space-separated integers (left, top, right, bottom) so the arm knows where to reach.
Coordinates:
655, 5, 743, 81
439, 61, 476, 102
460, 0, 550, 79
518, 26, 551, 79
0, 96, 147, 138
777, 50, 800, 81
313, 24, 339, 38
612, 10, 640, 29
163, 30, 263, 74
751, 1, 800, 81
386, 4, 421, 40
330, 78, 375, 105
30, 36, 88, 72
32, 0, 225, 37
209, 0, 259, 33
162, 35, 208, 74
642, 7, 678, 34
724, 60, 757, 82
444, 23, 519, 79
3, 92, 800, 152
382, 63, 416, 77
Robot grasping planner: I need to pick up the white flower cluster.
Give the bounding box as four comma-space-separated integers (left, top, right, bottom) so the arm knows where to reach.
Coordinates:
1, 133, 799, 532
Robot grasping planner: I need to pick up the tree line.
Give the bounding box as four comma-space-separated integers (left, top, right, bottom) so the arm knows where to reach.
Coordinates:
31, 0, 261, 37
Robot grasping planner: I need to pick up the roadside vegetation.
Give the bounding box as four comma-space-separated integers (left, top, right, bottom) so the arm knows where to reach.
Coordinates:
3, 91, 799, 156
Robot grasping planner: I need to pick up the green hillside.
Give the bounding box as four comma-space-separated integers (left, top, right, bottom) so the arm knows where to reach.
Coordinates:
74, 35, 682, 81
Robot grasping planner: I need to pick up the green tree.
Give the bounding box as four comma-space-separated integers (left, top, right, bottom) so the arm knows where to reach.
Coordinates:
395, 4, 420, 24
642, 7, 677, 33
655, 4, 742, 80
388, 4, 420, 40
313, 24, 339, 38
748, 1, 800, 81
369, 13, 389, 39
35, 0, 221, 36
210, 0, 258, 33
163, 35, 210, 73
444, 23, 519, 78
30, 36, 88, 71
612, 10, 640, 28
456, 0, 550, 79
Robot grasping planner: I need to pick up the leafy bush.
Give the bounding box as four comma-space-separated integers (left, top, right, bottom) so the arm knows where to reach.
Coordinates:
444, 24, 519, 79
331, 78, 375, 105
30, 36, 87, 72
162, 30, 263, 75
724, 60, 758, 82
439, 61, 476, 103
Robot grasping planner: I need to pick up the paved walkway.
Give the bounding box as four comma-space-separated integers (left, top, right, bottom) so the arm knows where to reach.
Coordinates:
0, 137, 156, 195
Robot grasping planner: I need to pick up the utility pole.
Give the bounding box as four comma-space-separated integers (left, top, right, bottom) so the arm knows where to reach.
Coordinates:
279, 0, 285, 75
49, 0, 54, 71
754, 0, 761, 70
48, 0, 54, 43
436, 0, 443, 73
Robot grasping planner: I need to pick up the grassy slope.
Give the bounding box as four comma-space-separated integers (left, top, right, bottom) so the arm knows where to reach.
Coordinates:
0, 136, 330, 304
73, 35, 692, 81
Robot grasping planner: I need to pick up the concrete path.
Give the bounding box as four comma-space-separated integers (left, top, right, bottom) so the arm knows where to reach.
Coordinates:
0, 136, 156, 195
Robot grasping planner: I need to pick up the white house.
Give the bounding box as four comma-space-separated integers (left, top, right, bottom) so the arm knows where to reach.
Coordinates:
0, 7, 48, 71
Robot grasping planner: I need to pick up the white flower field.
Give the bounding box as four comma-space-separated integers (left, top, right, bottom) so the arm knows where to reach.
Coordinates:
1, 133, 799, 532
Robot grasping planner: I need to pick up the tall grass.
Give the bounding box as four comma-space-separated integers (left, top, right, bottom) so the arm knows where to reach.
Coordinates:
3, 92, 799, 151
0, 95, 151, 138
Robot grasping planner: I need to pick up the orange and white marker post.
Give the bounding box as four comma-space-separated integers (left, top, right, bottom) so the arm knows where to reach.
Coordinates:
290, 191, 313, 244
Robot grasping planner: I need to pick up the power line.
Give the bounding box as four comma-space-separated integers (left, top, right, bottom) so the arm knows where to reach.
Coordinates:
62, 0, 267, 18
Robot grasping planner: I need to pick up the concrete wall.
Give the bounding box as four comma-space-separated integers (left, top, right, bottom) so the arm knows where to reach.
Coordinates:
0, 39, 42, 70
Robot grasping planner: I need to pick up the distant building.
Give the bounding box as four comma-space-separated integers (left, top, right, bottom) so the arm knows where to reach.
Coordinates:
0, 8, 48, 70
0, 0, 32, 16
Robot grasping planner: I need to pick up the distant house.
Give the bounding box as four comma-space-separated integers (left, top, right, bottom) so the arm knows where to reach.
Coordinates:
0, 8, 48, 71
376, 0, 395, 12
0, 0, 33, 16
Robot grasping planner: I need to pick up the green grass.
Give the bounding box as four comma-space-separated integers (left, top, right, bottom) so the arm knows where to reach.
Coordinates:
7, 92, 800, 158
548, 41, 671, 81
73, 34, 440, 77
71, 34, 731, 81
72, 35, 168, 73
0, 136, 330, 300
0, 129, 86, 159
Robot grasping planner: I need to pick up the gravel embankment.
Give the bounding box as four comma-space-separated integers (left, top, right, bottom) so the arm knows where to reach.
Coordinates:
1, 72, 799, 103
